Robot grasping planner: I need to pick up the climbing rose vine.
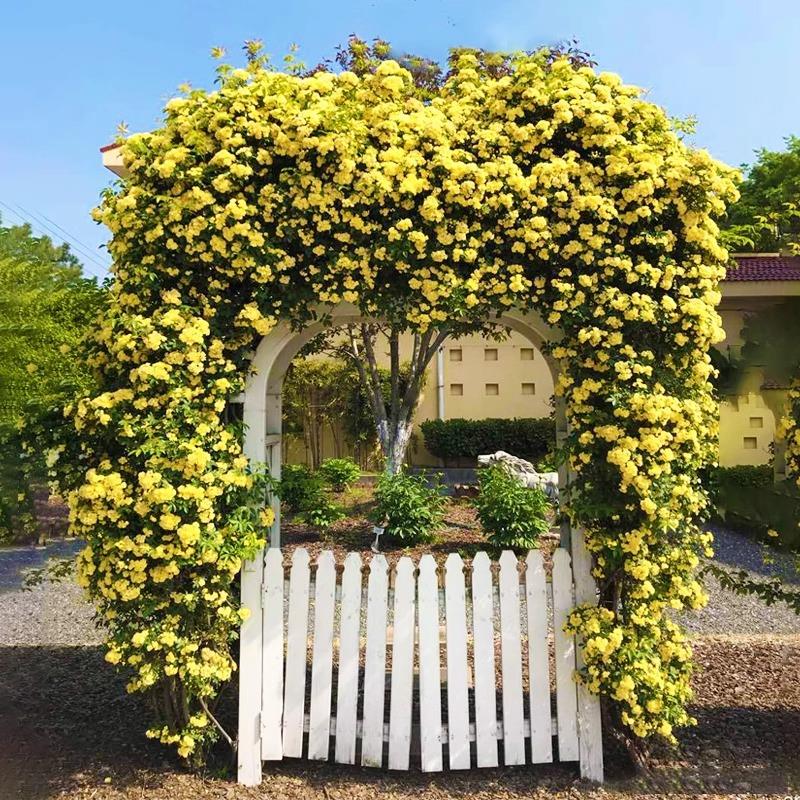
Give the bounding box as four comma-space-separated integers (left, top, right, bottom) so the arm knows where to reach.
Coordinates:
41, 46, 737, 759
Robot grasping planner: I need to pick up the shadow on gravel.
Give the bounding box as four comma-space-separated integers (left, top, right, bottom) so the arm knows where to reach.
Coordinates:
0, 645, 176, 799
1, 640, 799, 799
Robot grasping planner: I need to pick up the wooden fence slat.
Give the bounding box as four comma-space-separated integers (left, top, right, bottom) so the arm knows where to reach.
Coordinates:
571, 528, 604, 782
307, 550, 336, 760
444, 553, 471, 770
388, 557, 415, 770
525, 550, 554, 763
282, 548, 310, 758
361, 555, 389, 768
552, 548, 579, 762
470, 551, 498, 768
498, 551, 525, 765
260, 547, 284, 760
417, 555, 443, 772
334, 553, 363, 765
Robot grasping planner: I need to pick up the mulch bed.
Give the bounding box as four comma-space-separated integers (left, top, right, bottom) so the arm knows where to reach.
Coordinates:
2, 637, 799, 799
279, 488, 560, 572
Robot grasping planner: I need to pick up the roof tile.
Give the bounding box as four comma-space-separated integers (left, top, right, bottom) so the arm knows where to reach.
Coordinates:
726, 255, 800, 282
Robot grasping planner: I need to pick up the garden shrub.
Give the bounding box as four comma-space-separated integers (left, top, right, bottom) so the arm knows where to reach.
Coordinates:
373, 471, 445, 545
318, 457, 361, 492
277, 464, 344, 531
473, 464, 549, 549
420, 417, 555, 463
275, 464, 318, 512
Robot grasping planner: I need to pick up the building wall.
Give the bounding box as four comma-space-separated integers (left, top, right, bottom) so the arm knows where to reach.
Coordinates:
284, 289, 791, 470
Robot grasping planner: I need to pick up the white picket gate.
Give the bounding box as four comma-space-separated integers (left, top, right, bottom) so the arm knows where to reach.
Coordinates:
254, 546, 602, 777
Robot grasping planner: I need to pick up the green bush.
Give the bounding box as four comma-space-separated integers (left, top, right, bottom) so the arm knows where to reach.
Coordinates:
276, 464, 344, 531
319, 457, 361, 492
373, 471, 445, 545
473, 465, 549, 550
276, 464, 319, 512
715, 464, 773, 489
420, 417, 555, 463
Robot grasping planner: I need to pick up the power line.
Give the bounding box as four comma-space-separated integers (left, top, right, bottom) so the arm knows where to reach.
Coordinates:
14, 203, 110, 272
0, 200, 108, 279
25, 205, 112, 271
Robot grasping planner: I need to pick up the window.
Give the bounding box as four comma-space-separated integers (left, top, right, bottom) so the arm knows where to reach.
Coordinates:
743, 436, 758, 450
484, 348, 498, 361
485, 383, 499, 396
750, 416, 764, 428
450, 383, 463, 396
521, 383, 536, 395
449, 348, 462, 362
520, 348, 534, 361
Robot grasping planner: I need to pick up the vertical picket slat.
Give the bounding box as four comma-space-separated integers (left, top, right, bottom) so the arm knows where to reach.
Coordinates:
335, 553, 363, 765
417, 555, 443, 772
498, 550, 525, 765
470, 551, 498, 768
307, 551, 336, 760
552, 548, 579, 761
445, 553, 471, 769
571, 527, 605, 782
361, 555, 389, 768
261, 547, 284, 760
282, 548, 310, 758
388, 557, 415, 770
525, 550, 554, 763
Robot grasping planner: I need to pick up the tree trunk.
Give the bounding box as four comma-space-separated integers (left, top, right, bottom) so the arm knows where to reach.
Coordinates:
345, 324, 449, 476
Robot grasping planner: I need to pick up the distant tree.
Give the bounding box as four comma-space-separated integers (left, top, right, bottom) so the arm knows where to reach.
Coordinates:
0, 217, 103, 540
723, 136, 800, 253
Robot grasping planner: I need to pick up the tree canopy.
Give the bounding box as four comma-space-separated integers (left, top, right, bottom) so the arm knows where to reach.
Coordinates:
723, 135, 800, 253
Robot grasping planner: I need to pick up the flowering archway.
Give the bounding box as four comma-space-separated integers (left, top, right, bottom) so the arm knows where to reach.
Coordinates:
46, 46, 736, 783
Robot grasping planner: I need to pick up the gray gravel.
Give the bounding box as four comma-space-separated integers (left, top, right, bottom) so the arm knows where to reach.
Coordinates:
1, 525, 798, 647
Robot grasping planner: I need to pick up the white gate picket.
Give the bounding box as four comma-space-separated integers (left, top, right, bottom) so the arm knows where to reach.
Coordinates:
257, 547, 599, 778
444, 553, 471, 769
470, 551, 498, 768
260, 547, 284, 760
308, 550, 336, 760
417, 555, 443, 772
498, 551, 525, 765
571, 526, 605, 782
361, 554, 389, 768
552, 548, 579, 761
334, 552, 363, 765
525, 550, 553, 763
388, 557, 416, 770
282, 547, 310, 758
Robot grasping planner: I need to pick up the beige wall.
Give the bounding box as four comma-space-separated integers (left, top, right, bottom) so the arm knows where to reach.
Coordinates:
285, 284, 795, 470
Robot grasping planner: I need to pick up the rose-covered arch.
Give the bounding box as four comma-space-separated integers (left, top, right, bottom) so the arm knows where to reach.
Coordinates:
46, 48, 737, 775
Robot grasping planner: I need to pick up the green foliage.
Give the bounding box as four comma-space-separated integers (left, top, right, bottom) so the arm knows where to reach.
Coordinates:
715, 464, 773, 490
723, 135, 800, 253
373, 471, 445, 545
275, 464, 319, 512
0, 219, 103, 542
739, 297, 800, 385
473, 464, 549, 550
275, 464, 344, 531
318, 457, 361, 492
421, 417, 555, 463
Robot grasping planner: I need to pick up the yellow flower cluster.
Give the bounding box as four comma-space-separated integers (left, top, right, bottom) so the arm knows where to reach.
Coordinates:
50, 49, 737, 757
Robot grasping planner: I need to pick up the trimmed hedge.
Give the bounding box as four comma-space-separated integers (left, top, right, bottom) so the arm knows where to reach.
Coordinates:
420, 417, 555, 463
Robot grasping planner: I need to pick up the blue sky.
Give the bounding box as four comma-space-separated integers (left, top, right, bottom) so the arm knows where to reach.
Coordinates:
1, 0, 799, 280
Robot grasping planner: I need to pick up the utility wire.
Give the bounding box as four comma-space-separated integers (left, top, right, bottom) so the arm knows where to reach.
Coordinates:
14, 202, 110, 272
0, 200, 108, 279
22, 204, 112, 271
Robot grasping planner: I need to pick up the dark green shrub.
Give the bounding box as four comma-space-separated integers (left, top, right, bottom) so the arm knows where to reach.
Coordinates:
473, 464, 549, 550
373, 471, 445, 545
318, 457, 361, 492
276, 464, 319, 512
715, 464, 773, 489
276, 464, 345, 531
420, 417, 555, 463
